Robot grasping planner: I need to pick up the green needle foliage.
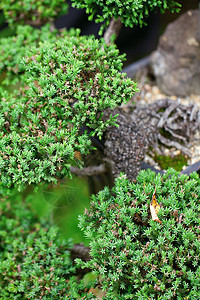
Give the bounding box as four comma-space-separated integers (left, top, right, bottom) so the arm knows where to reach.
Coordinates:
78, 169, 200, 299
0, 24, 79, 86
0, 0, 68, 26
72, 0, 181, 34
0, 196, 95, 299
0, 35, 137, 191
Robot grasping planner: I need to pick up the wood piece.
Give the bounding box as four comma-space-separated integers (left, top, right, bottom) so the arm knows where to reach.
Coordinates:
164, 126, 187, 142
157, 100, 180, 128
157, 133, 191, 156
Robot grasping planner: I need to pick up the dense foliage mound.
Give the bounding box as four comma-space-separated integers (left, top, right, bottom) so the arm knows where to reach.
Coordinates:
78, 169, 200, 299
0, 0, 68, 26
0, 196, 95, 299
72, 0, 181, 33
0, 34, 137, 191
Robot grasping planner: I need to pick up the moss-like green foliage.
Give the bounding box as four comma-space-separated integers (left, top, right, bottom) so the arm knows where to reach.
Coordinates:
72, 0, 181, 33
0, 34, 137, 191
0, 196, 95, 299
0, 24, 79, 85
0, 0, 68, 26
153, 153, 188, 172
78, 169, 200, 299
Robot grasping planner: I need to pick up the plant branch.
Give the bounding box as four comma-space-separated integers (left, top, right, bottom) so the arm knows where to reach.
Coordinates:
70, 243, 91, 278
103, 17, 122, 45
70, 163, 106, 177
70, 243, 90, 261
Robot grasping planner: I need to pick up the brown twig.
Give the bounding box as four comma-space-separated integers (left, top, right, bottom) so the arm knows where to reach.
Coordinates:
178, 213, 183, 224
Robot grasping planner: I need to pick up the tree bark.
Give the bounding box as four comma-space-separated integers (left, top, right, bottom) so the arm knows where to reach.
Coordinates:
103, 17, 122, 45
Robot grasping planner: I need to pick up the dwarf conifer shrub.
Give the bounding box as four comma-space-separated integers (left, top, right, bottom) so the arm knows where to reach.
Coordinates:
78, 169, 200, 299
0, 196, 95, 299
72, 0, 181, 33
0, 35, 136, 191
25, 35, 136, 135
0, 0, 68, 26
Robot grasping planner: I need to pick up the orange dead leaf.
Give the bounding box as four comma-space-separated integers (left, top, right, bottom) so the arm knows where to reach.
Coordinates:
150, 185, 162, 224
74, 151, 82, 161
88, 287, 105, 298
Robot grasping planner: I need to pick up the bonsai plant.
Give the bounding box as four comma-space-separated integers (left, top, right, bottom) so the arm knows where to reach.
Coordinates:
0, 34, 136, 191
1, 1, 199, 299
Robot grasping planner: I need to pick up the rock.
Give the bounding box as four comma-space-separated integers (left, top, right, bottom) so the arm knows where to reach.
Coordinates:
150, 10, 200, 97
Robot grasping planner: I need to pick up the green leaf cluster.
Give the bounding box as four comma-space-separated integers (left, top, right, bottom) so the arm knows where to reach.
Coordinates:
72, 0, 181, 34
0, 24, 79, 86
0, 0, 68, 25
0, 34, 137, 191
78, 169, 200, 299
0, 195, 95, 299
